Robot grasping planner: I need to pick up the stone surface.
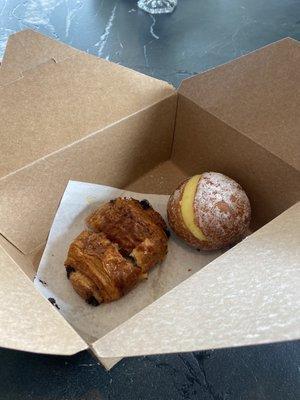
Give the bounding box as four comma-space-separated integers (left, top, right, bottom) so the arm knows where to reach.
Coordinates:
1, 0, 300, 87
0, 342, 299, 399
0, 0, 300, 399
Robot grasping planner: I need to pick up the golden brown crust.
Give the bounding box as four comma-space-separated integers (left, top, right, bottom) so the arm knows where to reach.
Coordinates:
86, 198, 168, 272
69, 270, 103, 305
65, 198, 168, 304
167, 173, 251, 251
65, 230, 142, 303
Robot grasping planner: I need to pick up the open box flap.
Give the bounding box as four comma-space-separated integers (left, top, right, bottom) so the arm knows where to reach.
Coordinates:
0, 30, 176, 254
0, 243, 88, 355
0, 30, 175, 179
178, 38, 300, 171
0, 30, 80, 85
92, 203, 300, 359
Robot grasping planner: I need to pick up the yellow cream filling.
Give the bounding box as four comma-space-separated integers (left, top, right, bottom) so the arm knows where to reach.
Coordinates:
180, 175, 207, 241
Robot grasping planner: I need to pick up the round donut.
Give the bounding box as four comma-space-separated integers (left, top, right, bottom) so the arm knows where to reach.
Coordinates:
167, 172, 251, 251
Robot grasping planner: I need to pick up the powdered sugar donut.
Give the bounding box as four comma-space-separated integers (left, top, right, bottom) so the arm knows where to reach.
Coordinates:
167, 172, 251, 251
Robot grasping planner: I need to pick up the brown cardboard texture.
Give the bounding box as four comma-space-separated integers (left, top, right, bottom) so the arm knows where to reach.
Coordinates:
92, 202, 300, 359
0, 29, 79, 85
0, 31, 299, 366
0, 30, 176, 254
0, 242, 87, 355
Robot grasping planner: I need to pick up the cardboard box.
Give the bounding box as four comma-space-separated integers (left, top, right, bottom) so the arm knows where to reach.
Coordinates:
0, 30, 299, 369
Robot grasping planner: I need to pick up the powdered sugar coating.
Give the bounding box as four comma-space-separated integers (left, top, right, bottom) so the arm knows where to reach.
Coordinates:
194, 172, 251, 249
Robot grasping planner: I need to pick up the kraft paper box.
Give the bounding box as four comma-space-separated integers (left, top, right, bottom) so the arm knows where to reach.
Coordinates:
0, 30, 299, 370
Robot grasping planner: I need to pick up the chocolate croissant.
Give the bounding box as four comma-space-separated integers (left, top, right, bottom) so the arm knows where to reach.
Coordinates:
64, 198, 169, 305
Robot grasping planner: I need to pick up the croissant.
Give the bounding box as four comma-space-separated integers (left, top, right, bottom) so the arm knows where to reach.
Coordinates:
65, 198, 169, 305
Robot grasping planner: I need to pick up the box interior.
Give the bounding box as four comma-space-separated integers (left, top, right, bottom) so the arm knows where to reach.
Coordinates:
0, 31, 299, 357
3, 114, 298, 281
5, 151, 293, 281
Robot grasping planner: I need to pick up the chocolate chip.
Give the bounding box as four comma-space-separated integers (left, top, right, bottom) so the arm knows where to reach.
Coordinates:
164, 228, 171, 238
109, 199, 116, 204
48, 297, 60, 310
139, 199, 151, 210
118, 248, 138, 266
86, 297, 100, 306
65, 266, 75, 279
38, 279, 47, 285
118, 247, 129, 258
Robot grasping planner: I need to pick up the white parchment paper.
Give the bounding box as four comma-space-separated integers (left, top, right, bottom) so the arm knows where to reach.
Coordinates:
35, 181, 223, 343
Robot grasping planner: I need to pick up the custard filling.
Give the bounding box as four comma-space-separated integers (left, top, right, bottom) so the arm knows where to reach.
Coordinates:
180, 175, 207, 241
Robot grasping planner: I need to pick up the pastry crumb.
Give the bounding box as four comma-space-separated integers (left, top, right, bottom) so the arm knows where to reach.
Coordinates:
48, 297, 60, 310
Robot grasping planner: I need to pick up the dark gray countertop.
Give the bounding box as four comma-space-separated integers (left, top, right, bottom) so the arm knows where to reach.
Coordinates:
0, 342, 300, 399
1, 0, 300, 86
0, 1, 300, 399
